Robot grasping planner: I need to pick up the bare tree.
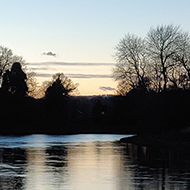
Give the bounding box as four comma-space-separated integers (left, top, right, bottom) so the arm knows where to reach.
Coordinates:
146, 25, 183, 91
0, 46, 27, 86
26, 71, 39, 97
113, 34, 148, 94
0, 46, 26, 74
171, 31, 190, 88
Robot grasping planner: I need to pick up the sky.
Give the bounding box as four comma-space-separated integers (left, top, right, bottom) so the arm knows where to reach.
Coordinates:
0, 0, 190, 95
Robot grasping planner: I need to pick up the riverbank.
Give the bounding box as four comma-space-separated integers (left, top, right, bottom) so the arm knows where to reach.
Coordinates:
120, 132, 190, 148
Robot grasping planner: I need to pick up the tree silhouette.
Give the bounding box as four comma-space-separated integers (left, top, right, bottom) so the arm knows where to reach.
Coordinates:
0, 46, 37, 97
113, 34, 149, 95
26, 71, 38, 97
2, 62, 28, 97
146, 25, 183, 91
113, 25, 190, 94
171, 32, 190, 89
44, 73, 79, 98
0, 46, 26, 80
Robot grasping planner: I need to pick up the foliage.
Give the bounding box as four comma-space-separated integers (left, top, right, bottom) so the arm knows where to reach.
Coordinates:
40, 73, 79, 98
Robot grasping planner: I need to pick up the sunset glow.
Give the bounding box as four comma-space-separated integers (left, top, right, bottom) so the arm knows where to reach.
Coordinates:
1, 0, 190, 95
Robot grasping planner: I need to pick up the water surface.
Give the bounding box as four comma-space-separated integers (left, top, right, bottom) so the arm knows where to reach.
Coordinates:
0, 134, 190, 190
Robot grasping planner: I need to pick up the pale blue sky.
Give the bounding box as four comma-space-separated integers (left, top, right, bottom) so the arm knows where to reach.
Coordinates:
0, 0, 190, 95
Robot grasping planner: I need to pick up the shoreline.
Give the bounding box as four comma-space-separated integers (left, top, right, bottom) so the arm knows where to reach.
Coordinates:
120, 133, 190, 148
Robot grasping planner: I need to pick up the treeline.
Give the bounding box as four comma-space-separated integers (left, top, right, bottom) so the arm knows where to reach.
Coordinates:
1, 88, 190, 135
113, 24, 190, 95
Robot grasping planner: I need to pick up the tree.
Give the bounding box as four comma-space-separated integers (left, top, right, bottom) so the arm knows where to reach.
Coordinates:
171, 32, 190, 89
146, 25, 183, 91
26, 71, 39, 97
113, 25, 190, 94
113, 34, 149, 95
0, 46, 26, 78
41, 73, 79, 98
0, 46, 38, 97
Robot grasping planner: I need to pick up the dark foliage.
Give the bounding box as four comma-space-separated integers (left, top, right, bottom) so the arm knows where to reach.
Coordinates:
1, 86, 190, 135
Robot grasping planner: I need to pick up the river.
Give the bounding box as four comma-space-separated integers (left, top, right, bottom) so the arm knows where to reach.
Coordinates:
0, 134, 190, 190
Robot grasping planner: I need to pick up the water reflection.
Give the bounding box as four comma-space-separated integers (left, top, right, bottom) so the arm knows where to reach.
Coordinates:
125, 143, 190, 189
64, 141, 129, 190
0, 148, 27, 190
1, 135, 190, 190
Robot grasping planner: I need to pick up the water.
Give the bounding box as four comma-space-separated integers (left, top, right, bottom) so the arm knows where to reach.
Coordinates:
1, 134, 190, 190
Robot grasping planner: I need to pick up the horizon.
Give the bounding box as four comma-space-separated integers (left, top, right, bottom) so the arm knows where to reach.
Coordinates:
27, 61, 117, 96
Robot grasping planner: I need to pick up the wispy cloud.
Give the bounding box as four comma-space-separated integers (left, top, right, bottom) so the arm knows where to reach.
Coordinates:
67, 74, 112, 78
28, 62, 115, 81
42, 52, 57, 57
29, 62, 115, 66
35, 73, 112, 79
99, 86, 115, 91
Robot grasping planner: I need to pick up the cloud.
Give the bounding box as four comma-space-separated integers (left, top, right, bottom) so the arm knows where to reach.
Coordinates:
99, 86, 115, 91
28, 62, 115, 79
67, 74, 112, 78
35, 73, 112, 79
42, 52, 57, 57
29, 62, 115, 66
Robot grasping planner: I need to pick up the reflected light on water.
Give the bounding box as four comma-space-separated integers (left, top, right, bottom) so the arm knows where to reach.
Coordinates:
23, 140, 132, 190
25, 147, 48, 189
65, 142, 132, 190
1, 134, 190, 190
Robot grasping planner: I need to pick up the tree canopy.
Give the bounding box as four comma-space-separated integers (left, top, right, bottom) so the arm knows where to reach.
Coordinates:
40, 73, 79, 98
113, 24, 190, 95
